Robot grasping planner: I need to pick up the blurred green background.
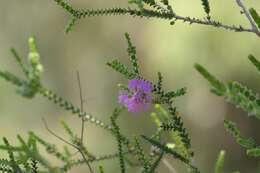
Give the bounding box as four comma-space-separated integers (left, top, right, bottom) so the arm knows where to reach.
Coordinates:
0, 0, 260, 172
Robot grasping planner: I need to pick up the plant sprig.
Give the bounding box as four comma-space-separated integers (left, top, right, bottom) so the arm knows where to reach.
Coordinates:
195, 55, 260, 161
53, 0, 260, 37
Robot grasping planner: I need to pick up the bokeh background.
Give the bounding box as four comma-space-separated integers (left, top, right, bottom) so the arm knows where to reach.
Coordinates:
0, 0, 260, 172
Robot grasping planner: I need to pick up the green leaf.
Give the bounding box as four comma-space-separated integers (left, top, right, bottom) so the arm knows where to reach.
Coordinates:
236, 137, 256, 149
224, 119, 259, 157
164, 87, 187, 99
98, 165, 105, 173
134, 136, 151, 173
214, 150, 225, 173
38, 87, 108, 129
107, 59, 136, 79
201, 0, 210, 16
65, 17, 77, 34
224, 119, 240, 138
249, 8, 260, 29
124, 33, 139, 75
141, 135, 189, 164
110, 108, 126, 173
28, 132, 68, 162
2, 137, 23, 173
248, 54, 260, 73
194, 63, 226, 95
156, 72, 163, 94
0, 71, 24, 87
141, 135, 200, 172
226, 81, 260, 119
53, 0, 77, 16
152, 104, 191, 159
10, 48, 29, 76
247, 147, 260, 157
60, 120, 74, 140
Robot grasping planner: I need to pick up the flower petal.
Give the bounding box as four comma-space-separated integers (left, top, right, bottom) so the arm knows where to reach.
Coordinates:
118, 91, 129, 104
119, 78, 153, 113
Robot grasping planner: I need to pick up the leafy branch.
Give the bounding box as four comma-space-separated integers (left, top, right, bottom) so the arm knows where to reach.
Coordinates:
0, 31, 204, 172
53, 0, 260, 37
195, 54, 260, 160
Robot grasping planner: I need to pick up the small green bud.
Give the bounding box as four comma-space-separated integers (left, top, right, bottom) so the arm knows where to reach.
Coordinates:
36, 64, 44, 73
28, 36, 37, 53
28, 52, 40, 64
166, 143, 176, 149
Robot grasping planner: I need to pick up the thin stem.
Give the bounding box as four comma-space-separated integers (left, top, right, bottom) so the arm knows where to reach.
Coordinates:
78, 149, 94, 173
53, 0, 260, 37
76, 71, 95, 173
38, 86, 111, 130
43, 118, 94, 173
76, 70, 85, 144
235, 0, 259, 35
42, 118, 78, 149
38, 86, 133, 149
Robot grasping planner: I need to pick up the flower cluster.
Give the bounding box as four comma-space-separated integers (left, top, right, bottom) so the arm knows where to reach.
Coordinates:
118, 78, 153, 113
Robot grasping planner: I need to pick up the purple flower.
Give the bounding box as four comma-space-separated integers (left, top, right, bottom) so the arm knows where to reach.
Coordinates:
118, 78, 153, 113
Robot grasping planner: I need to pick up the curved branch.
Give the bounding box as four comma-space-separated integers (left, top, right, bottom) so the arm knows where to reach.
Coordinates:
53, 0, 260, 37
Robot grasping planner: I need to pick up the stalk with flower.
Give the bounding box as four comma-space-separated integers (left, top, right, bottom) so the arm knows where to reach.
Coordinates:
107, 33, 198, 172
0, 33, 201, 173
118, 78, 153, 113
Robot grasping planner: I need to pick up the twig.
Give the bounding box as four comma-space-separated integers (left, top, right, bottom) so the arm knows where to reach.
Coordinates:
75, 71, 95, 173
42, 118, 94, 173
61, 149, 136, 170
235, 0, 260, 36
77, 149, 94, 173
53, 0, 260, 38
42, 118, 78, 148
76, 70, 85, 144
